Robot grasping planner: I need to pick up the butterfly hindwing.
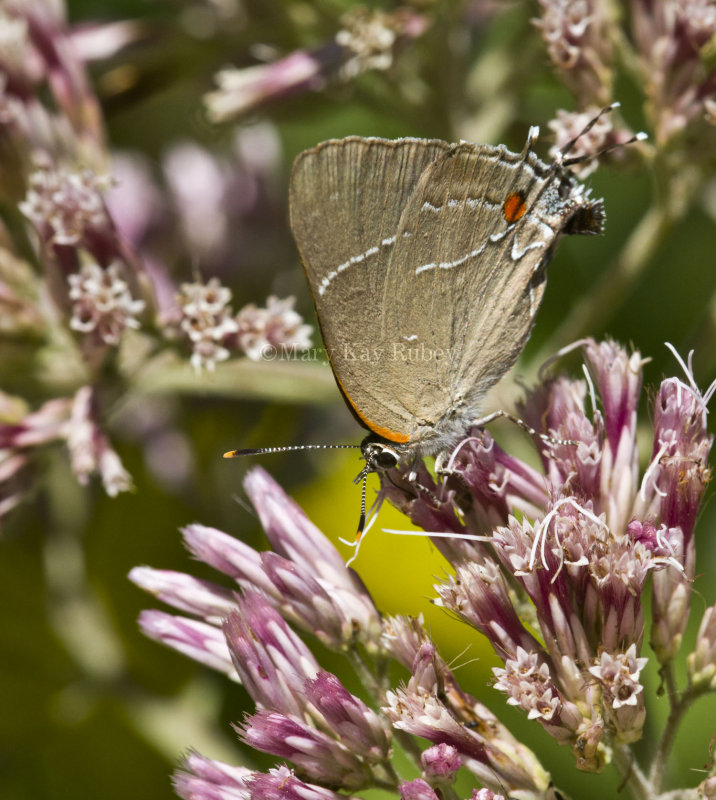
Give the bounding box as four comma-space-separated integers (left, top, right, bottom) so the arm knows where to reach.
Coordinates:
381, 143, 555, 425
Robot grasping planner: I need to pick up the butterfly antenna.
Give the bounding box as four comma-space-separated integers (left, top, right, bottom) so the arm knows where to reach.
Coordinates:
562, 130, 648, 168
556, 102, 648, 168
559, 101, 620, 158
224, 444, 360, 458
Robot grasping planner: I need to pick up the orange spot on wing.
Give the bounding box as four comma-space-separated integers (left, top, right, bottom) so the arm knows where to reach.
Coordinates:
503, 191, 527, 223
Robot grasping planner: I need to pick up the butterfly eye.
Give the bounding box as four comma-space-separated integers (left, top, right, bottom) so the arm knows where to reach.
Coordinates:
360, 437, 401, 471
375, 447, 399, 470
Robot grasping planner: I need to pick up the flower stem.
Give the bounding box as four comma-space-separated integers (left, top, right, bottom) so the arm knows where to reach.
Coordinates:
660, 661, 679, 710
648, 683, 706, 793
612, 743, 651, 800
533, 202, 675, 370
348, 646, 389, 698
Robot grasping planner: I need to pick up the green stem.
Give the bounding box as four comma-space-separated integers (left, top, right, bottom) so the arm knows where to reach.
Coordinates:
348, 646, 388, 698
612, 743, 651, 800
532, 201, 675, 373
393, 727, 428, 770
661, 661, 679, 710
648, 684, 706, 793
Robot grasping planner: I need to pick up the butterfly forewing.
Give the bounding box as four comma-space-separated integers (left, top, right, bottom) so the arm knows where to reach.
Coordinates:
289, 137, 450, 441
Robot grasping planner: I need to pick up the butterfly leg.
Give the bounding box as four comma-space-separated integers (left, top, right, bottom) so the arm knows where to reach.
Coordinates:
467, 409, 579, 448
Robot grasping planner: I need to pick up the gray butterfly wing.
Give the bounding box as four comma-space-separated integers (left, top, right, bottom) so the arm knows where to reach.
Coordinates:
381, 143, 557, 432
289, 137, 451, 442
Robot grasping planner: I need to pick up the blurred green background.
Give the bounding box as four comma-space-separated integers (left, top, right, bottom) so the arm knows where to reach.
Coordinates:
2, 1, 716, 799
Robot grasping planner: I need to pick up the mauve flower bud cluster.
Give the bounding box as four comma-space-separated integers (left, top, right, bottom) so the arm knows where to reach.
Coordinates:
421, 742, 462, 785
536, 0, 716, 152
175, 278, 239, 373
203, 7, 427, 123
20, 166, 112, 249
643, 362, 714, 663
4, 2, 152, 366
534, 0, 614, 106
632, 0, 716, 143
0, 6, 151, 516
0, 383, 133, 527
1, 2, 152, 365
133, 465, 554, 799
133, 475, 395, 796
133, 339, 716, 798
382, 339, 714, 774
0, 0, 105, 190
0, 1, 318, 524
236, 294, 313, 361
68, 260, 145, 347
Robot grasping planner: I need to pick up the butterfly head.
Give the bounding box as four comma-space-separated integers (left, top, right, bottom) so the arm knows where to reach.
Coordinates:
360, 433, 403, 473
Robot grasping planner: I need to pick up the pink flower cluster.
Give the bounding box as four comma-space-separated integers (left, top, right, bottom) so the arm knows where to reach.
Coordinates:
132, 340, 716, 798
